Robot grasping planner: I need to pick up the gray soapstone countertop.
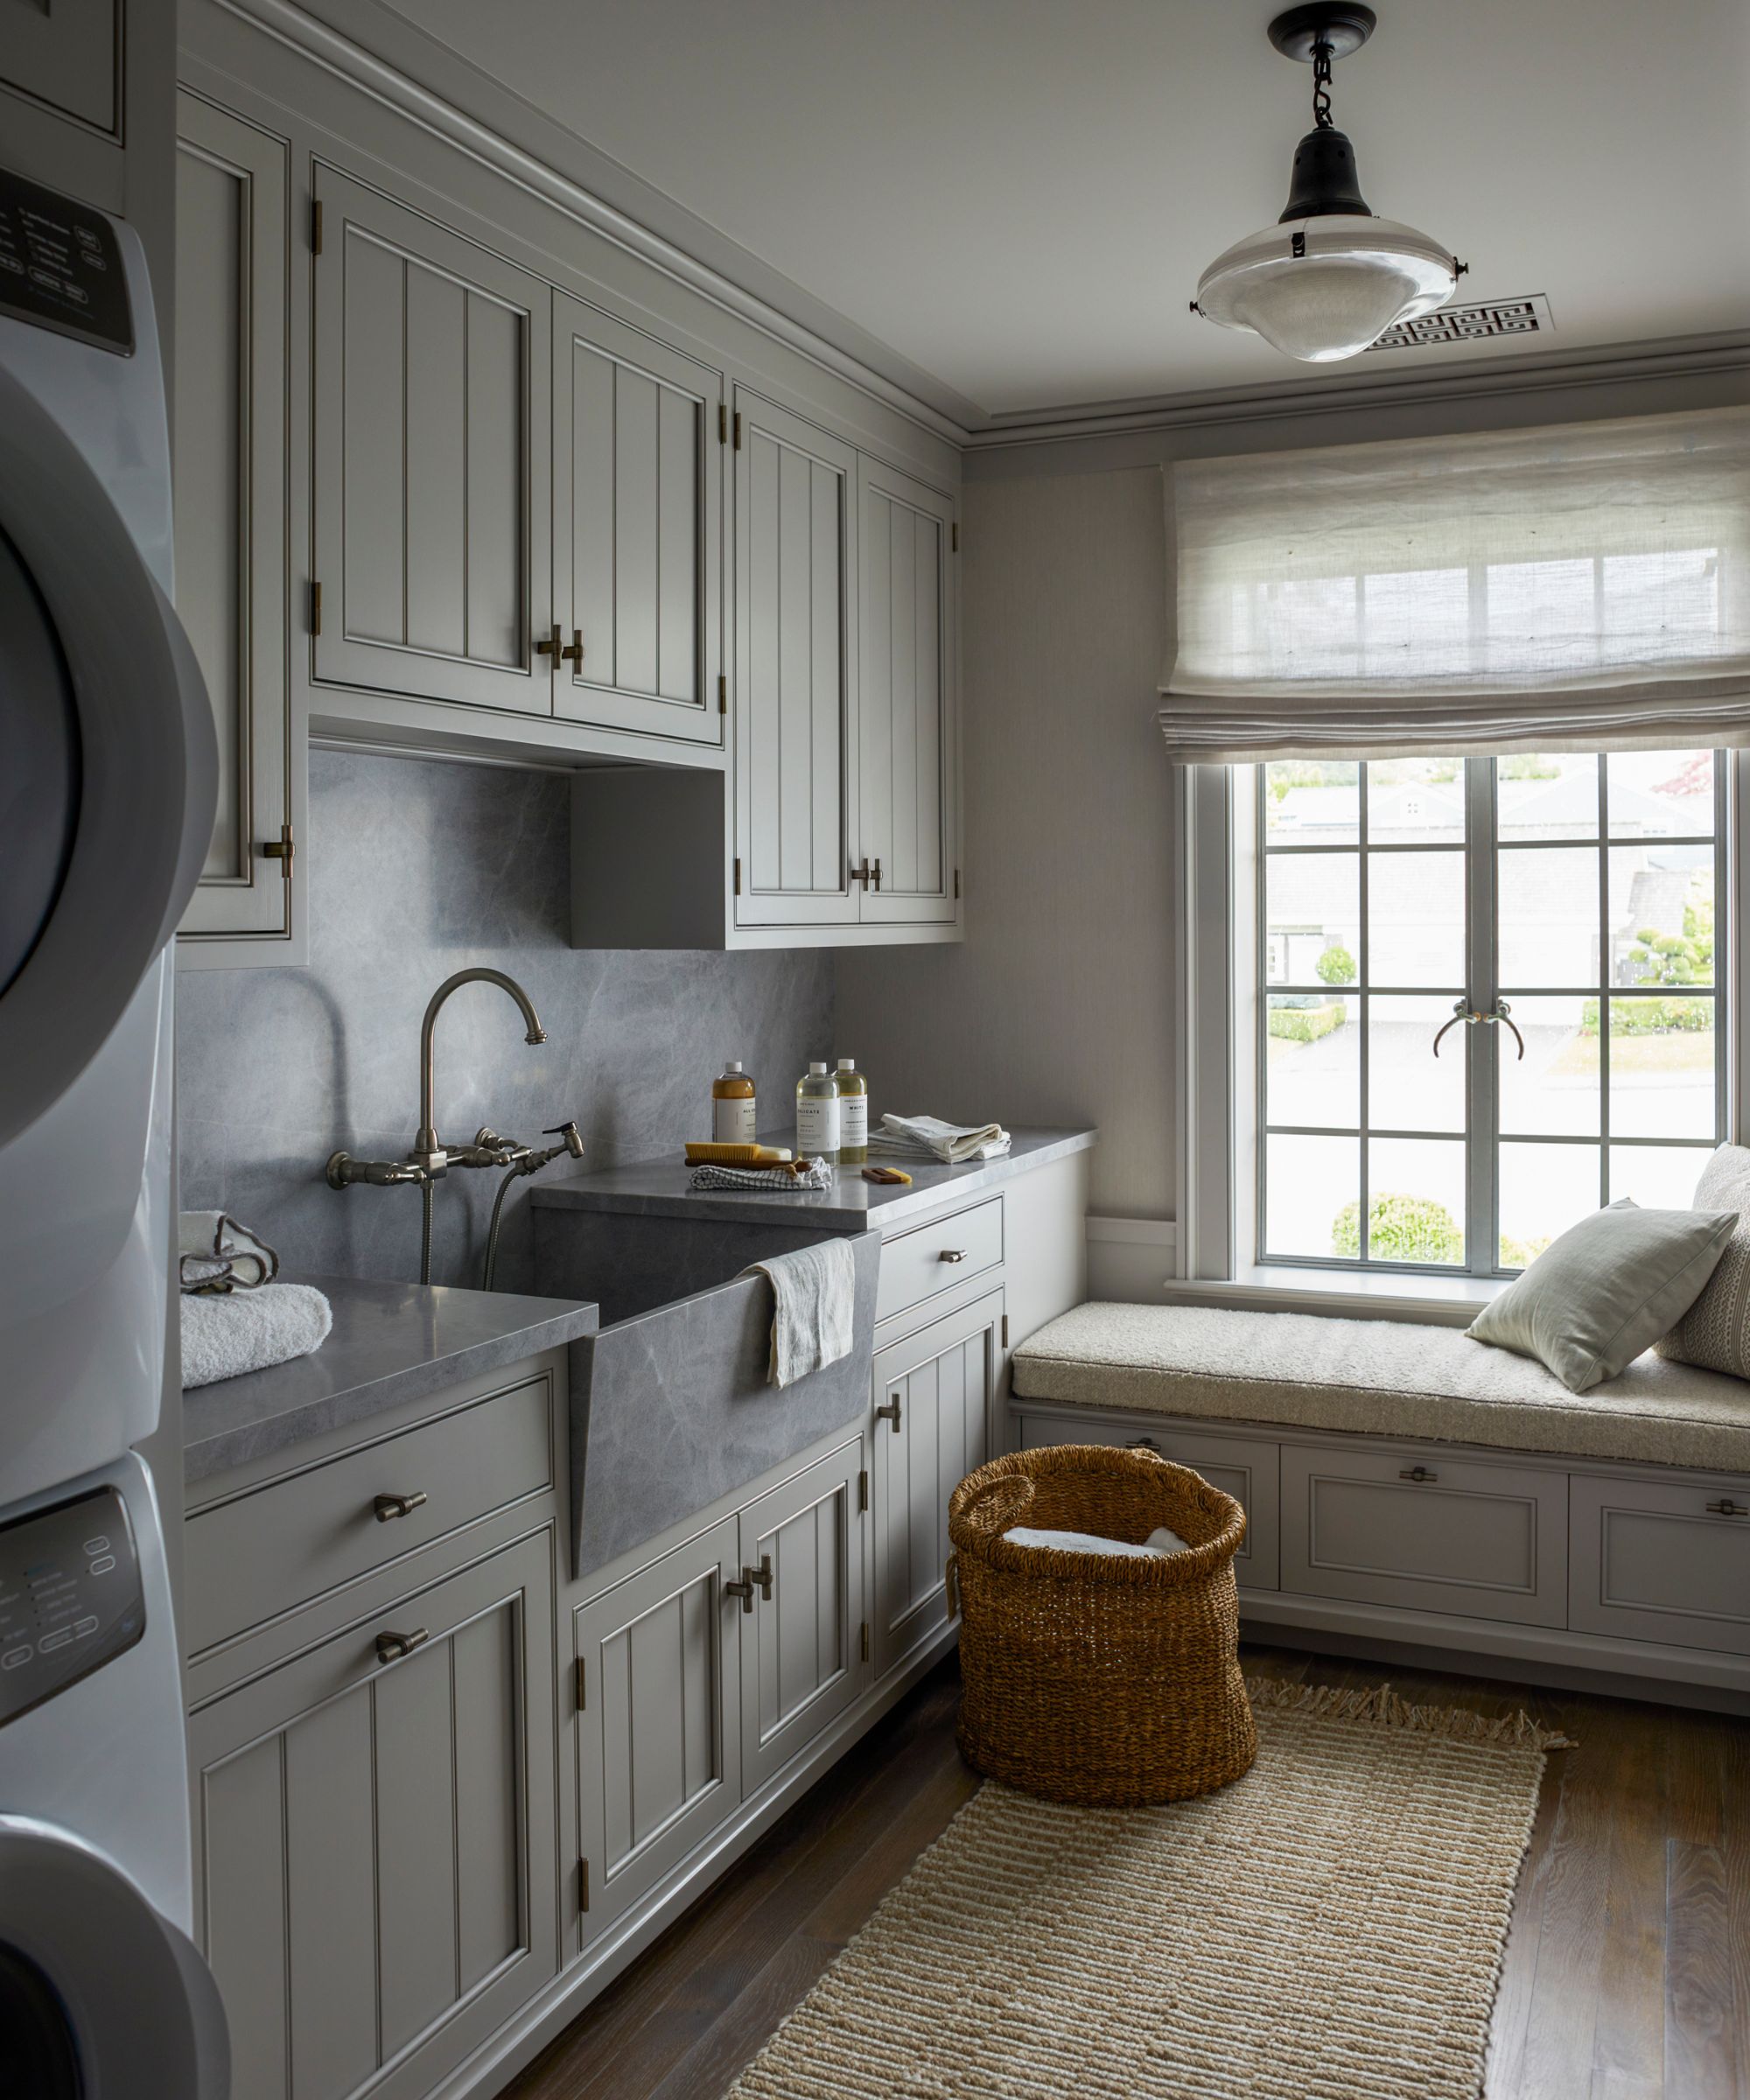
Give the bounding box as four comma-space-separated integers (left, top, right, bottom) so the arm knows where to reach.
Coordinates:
528, 1126, 1097, 1234
182, 1274, 599, 1485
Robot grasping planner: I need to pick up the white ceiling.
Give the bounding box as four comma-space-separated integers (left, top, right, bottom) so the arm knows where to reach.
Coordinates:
369, 0, 1750, 423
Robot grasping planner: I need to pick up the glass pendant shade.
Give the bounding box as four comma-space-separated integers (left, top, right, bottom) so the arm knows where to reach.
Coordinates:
1196, 214, 1458, 362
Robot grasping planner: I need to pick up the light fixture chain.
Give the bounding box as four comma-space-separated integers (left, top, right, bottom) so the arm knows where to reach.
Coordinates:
1312, 40, 1334, 128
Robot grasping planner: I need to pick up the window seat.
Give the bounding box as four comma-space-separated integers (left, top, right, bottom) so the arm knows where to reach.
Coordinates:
1012, 1302, 1750, 1474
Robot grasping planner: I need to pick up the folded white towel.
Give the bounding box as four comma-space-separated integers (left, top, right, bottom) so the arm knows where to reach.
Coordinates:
1005, 1523, 1190, 1558
178, 1209, 279, 1293
866, 1115, 1012, 1165
181, 1283, 332, 1390
739, 1238, 857, 1388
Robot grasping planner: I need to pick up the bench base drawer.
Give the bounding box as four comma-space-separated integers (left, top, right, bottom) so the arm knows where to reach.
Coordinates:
1571, 1474, 1750, 1656
1280, 1443, 1568, 1628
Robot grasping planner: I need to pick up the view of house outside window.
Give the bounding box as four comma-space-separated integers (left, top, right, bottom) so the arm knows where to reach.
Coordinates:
1258, 749, 1724, 1274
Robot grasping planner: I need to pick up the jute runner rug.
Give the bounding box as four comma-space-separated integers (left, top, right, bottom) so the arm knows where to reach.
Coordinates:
727, 1680, 1570, 2100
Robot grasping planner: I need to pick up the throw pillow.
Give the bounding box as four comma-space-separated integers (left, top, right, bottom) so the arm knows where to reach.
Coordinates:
1657, 1144, 1750, 1376
1467, 1197, 1735, 1393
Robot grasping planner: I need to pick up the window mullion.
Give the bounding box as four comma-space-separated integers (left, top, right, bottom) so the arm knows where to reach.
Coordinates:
1465, 757, 1498, 1276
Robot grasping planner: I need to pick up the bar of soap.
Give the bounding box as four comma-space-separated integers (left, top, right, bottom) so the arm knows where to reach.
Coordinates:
683, 1142, 794, 1166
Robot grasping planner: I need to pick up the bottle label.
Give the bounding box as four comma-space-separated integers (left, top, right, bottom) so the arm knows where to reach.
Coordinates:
839, 1095, 868, 1149
713, 1096, 757, 1144
796, 1095, 840, 1158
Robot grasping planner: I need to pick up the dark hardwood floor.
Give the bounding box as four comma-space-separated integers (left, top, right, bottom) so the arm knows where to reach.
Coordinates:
503, 1647, 1750, 2100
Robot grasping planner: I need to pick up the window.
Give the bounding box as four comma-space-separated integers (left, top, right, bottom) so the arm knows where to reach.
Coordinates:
1258, 749, 1726, 1275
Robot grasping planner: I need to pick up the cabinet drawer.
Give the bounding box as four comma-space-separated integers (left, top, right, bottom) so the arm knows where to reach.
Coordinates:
185, 1374, 554, 1654
877, 1196, 1004, 1326
1570, 1474, 1750, 1656
1015, 1409, 1279, 1592
1280, 1443, 1568, 1628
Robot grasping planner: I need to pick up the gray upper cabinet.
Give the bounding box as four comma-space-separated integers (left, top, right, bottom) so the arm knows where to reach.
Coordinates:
174, 91, 294, 952
732, 389, 858, 930
872, 1292, 999, 1680
312, 165, 551, 713
188, 1532, 557, 2100
857, 459, 957, 926
0, 0, 117, 133
551, 294, 723, 748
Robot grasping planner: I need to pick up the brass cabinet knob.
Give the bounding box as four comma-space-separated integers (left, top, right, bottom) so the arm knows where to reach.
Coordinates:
560, 628, 584, 668
1705, 1498, 1747, 1516
535, 622, 564, 660
876, 1394, 902, 1432
724, 1554, 774, 1614
938, 1249, 967, 1264
1399, 1466, 1439, 1483
374, 1627, 430, 1663
373, 1490, 429, 1522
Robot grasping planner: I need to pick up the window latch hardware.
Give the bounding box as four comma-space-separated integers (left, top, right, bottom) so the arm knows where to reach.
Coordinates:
1432, 998, 1524, 1061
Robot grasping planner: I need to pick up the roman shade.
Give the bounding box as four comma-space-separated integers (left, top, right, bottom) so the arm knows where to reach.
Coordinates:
1159, 404, 1750, 764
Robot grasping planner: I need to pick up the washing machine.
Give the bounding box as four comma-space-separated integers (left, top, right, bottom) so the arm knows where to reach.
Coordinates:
0, 161, 228, 2096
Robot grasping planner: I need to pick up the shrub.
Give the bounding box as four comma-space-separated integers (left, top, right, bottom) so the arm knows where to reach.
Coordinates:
1500, 1234, 1552, 1269
1331, 1192, 1463, 1264
1580, 996, 1712, 1036
1267, 1001, 1348, 1044
1316, 943, 1357, 986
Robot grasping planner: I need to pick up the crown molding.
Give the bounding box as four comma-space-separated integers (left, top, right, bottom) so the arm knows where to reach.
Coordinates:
963, 328, 1750, 451
206, 0, 980, 447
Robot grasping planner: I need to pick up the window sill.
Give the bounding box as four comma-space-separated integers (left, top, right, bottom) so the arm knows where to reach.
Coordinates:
1159, 1263, 1506, 1328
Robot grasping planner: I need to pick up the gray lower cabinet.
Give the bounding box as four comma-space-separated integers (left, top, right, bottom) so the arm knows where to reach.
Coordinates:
872, 1292, 1001, 1678
573, 1514, 743, 1950
1570, 1472, 1750, 1656
189, 1532, 558, 2100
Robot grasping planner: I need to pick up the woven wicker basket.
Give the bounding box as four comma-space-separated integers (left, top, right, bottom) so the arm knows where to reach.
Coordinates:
948, 1444, 1256, 1807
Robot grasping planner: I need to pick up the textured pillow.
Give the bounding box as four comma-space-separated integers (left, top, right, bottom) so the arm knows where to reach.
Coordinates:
1658, 1144, 1750, 1376
1468, 1198, 1735, 1393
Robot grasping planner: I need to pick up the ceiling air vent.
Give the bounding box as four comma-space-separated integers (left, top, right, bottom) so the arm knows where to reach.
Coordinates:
1365, 294, 1554, 353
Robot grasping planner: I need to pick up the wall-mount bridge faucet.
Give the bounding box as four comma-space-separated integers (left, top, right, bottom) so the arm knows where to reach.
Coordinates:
326, 968, 583, 1288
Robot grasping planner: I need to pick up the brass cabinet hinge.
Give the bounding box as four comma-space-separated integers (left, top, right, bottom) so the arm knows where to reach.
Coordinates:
575, 1658, 586, 1712
954, 867, 961, 900
309, 579, 322, 636
951, 521, 959, 553
718, 673, 727, 715
732, 410, 743, 451
311, 199, 323, 255
733, 856, 742, 895
580, 1858, 590, 1912
1001, 1314, 1010, 1348
857, 1467, 869, 1513
718, 402, 728, 444
259, 823, 295, 879
859, 1620, 870, 1663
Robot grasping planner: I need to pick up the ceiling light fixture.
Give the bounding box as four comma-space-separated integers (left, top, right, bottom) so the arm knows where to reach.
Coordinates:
1191, 3, 1464, 364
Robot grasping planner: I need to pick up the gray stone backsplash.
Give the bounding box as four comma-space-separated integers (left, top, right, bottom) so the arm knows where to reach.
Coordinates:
176, 748, 834, 1296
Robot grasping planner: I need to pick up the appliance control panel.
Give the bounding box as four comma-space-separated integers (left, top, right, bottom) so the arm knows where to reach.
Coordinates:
0, 164, 133, 355
0, 1487, 144, 1727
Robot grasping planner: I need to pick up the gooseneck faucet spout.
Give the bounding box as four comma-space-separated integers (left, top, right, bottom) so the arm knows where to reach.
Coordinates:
413, 968, 547, 1175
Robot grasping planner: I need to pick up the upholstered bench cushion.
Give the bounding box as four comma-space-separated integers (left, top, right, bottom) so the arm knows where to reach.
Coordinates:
1012, 1302, 1750, 1474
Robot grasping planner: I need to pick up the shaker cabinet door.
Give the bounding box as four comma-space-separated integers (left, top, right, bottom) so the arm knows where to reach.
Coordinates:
551, 295, 723, 746
188, 1534, 557, 2100
872, 1292, 1000, 1680
0, 0, 116, 133
857, 459, 957, 925
312, 167, 550, 713
174, 92, 294, 949
732, 390, 859, 928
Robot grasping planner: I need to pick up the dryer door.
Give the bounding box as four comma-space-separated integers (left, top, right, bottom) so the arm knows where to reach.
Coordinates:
0, 1816, 229, 2099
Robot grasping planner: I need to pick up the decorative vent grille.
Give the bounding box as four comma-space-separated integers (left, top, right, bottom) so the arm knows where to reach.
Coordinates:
1366, 294, 1554, 354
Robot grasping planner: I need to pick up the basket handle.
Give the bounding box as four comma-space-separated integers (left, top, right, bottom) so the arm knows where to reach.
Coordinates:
959, 1474, 1033, 1532
945, 1552, 959, 1620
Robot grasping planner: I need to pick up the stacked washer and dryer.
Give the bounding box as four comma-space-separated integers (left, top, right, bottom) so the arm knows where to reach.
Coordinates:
0, 165, 229, 2096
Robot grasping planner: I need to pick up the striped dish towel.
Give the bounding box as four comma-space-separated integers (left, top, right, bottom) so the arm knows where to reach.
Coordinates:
690, 1158, 835, 1193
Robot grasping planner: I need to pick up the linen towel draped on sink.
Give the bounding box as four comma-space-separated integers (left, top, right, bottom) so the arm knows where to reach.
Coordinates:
740, 1238, 857, 1388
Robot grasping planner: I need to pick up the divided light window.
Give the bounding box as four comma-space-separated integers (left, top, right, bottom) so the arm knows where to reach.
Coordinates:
1258, 751, 1726, 1276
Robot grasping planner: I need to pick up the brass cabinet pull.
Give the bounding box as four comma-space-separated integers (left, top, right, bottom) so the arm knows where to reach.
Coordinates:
1125, 1436, 1162, 1454
535, 623, 564, 661
1705, 1498, 1747, 1516
871, 857, 883, 892
374, 1627, 430, 1663
1399, 1466, 1439, 1483
875, 1393, 902, 1432
850, 858, 872, 887
561, 628, 584, 668
373, 1490, 428, 1522
938, 1249, 967, 1264
724, 1554, 774, 1614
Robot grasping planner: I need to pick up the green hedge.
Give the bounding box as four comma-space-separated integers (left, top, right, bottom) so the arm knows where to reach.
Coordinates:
1579, 997, 1712, 1036
1267, 1001, 1348, 1044
1331, 1192, 1462, 1264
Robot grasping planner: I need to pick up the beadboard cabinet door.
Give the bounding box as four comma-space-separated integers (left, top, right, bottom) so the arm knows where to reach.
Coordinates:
312, 166, 550, 713
573, 1516, 742, 1950
188, 1534, 556, 2100
872, 1292, 1001, 1680
173, 91, 294, 952
732, 389, 859, 929
551, 294, 723, 747
856, 459, 957, 926
738, 1438, 865, 1794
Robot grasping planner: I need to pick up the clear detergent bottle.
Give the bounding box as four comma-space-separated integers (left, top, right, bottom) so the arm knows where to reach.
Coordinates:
835, 1058, 868, 1165
794, 1061, 841, 1164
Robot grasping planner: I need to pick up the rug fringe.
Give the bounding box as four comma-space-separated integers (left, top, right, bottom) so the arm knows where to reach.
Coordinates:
1244, 1675, 1575, 1752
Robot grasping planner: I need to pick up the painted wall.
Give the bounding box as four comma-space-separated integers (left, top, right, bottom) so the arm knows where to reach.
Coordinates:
177, 748, 834, 1295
